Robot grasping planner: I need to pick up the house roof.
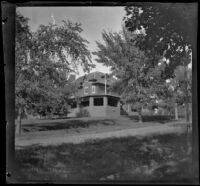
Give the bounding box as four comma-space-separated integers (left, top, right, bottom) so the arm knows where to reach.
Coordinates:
74, 71, 116, 87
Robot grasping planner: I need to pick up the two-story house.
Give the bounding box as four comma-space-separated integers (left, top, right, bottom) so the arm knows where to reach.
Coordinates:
68, 71, 121, 117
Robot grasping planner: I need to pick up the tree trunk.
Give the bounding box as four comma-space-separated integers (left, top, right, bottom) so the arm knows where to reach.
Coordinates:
189, 103, 192, 123
182, 54, 192, 157
185, 102, 190, 123
175, 102, 179, 120
183, 61, 190, 124
16, 107, 22, 135
138, 108, 143, 123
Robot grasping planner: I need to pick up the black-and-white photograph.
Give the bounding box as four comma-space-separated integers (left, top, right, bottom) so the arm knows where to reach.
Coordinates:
3, 2, 198, 184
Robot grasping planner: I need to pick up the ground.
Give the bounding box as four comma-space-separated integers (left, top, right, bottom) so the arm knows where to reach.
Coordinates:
13, 116, 193, 183
15, 116, 188, 148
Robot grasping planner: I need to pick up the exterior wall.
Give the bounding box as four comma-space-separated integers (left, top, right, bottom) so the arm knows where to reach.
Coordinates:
87, 106, 120, 117
68, 106, 108, 118
69, 96, 120, 118
68, 105, 120, 118
82, 83, 109, 96
87, 96, 120, 117
92, 84, 119, 97
83, 82, 93, 95
76, 82, 119, 97
69, 73, 121, 118
105, 105, 120, 117
68, 107, 80, 117
95, 84, 106, 95
87, 106, 107, 117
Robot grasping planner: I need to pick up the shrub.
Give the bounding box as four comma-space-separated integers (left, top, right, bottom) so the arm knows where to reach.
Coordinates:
128, 115, 174, 122
76, 108, 90, 118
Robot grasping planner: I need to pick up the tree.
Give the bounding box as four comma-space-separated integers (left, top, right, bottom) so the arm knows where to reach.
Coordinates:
15, 12, 33, 133
124, 3, 196, 122
15, 12, 94, 133
168, 60, 192, 121
93, 28, 165, 122
124, 3, 195, 62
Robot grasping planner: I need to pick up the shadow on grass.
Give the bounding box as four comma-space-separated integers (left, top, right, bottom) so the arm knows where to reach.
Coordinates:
22, 119, 116, 132
15, 133, 193, 183
127, 115, 175, 124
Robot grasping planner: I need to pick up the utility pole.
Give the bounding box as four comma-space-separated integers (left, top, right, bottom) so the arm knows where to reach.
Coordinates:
183, 56, 190, 124
105, 73, 107, 94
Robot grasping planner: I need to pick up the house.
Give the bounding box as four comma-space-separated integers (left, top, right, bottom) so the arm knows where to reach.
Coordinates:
68, 71, 121, 117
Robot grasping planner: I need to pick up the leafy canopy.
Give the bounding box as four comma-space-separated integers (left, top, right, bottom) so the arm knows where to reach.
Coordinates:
93, 27, 165, 111
124, 3, 196, 78
15, 12, 94, 117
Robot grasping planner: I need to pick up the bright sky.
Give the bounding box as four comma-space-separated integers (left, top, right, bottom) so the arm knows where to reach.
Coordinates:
17, 6, 126, 78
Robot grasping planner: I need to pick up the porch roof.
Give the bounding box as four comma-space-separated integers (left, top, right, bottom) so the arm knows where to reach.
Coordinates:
80, 94, 120, 99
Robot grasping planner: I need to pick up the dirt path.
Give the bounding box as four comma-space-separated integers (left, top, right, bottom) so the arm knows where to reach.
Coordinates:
15, 124, 187, 149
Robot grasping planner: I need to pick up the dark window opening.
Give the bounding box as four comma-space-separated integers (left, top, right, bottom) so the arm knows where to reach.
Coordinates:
131, 108, 137, 112
81, 98, 89, 107
84, 86, 89, 94
71, 102, 77, 109
94, 97, 103, 106
108, 97, 118, 107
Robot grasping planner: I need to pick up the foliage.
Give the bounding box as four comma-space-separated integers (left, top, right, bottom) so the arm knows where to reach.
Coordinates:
15, 12, 94, 120
76, 108, 90, 118
93, 4, 195, 122
172, 61, 192, 104
93, 27, 165, 118
124, 3, 196, 78
123, 4, 194, 120
160, 55, 192, 119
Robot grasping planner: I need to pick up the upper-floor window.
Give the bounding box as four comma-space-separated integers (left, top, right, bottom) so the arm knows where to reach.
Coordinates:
92, 85, 95, 94
84, 86, 89, 94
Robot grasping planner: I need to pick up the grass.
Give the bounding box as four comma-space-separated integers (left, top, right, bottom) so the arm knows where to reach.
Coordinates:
21, 119, 116, 133
14, 133, 193, 183
19, 115, 177, 133
127, 115, 175, 123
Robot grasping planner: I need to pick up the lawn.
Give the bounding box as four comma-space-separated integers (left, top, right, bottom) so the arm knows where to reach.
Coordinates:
14, 133, 193, 183
20, 118, 117, 132
17, 115, 176, 134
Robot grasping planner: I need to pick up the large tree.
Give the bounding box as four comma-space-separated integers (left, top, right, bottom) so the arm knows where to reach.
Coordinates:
167, 59, 192, 121
93, 28, 165, 122
124, 3, 195, 61
123, 3, 196, 122
15, 12, 94, 133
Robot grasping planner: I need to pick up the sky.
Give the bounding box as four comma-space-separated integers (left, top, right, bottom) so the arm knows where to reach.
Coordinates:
17, 6, 126, 77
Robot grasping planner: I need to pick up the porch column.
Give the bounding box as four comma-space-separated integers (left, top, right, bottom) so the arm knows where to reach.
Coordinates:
117, 100, 120, 108
103, 96, 108, 106
89, 97, 94, 106
77, 102, 80, 112
127, 104, 130, 112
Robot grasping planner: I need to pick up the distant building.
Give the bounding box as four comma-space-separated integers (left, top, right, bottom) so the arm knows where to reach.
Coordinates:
68, 71, 121, 117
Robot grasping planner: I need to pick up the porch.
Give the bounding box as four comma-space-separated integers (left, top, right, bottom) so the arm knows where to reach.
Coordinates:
68, 95, 121, 117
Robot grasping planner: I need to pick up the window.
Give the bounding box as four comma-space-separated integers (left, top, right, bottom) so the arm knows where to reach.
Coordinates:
92, 85, 95, 94
71, 102, 77, 109
108, 97, 118, 107
81, 98, 89, 107
131, 108, 137, 112
94, 97, 103, 106
84, 86, 89, 94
